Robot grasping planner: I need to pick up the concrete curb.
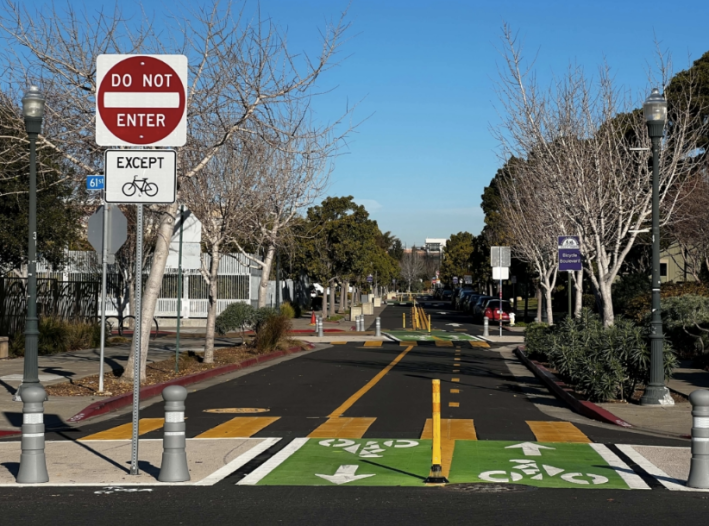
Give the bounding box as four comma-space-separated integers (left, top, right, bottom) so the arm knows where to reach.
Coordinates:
514, 346, 633, 428
66, 344, 313, 424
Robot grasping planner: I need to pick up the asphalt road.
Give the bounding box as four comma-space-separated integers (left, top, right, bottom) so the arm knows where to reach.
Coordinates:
0, 300, 701, 524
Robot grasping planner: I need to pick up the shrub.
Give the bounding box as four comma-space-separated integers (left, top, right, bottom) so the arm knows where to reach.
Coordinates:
624, 281, 709, 323
253, 306, 278, 329
10, 317, 102, 357
280, 302, 296, 319
612, 273, 650, 316
215, 302, 255, 336
254, 314, 292, 353
525, 309, 677, 402
524, 322, 552, 360
655, 295, 709, 358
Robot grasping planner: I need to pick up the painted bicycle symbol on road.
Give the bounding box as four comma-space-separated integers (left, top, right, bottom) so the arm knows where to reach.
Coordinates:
479, 458, 609, 486
122, 175, 159, 197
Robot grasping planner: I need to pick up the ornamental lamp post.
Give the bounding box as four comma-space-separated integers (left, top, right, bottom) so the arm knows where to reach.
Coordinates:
17, 86, 46, 401
640, 87, 669, 406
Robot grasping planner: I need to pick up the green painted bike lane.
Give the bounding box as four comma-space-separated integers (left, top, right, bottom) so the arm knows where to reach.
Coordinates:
385, 330, 483, 342
240, 438, 647, 490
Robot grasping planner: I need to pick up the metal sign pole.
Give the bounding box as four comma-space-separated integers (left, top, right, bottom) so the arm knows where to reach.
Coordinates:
175, 205, 184, 373
98, 201, 109, 393
568, 271, 573, 319
130, 203, 143, 475
499, 273, 503, 337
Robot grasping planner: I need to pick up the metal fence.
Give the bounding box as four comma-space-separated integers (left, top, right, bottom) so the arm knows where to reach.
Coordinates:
0, 278, 100, 336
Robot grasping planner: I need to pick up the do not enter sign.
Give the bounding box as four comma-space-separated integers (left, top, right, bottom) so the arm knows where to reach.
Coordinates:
96, 54, 187, 147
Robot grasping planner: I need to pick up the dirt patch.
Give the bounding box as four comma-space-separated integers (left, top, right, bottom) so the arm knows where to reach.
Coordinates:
45, 340, 308, 398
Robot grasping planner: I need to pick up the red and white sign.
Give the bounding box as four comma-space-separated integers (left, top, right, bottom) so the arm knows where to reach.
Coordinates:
96, 55, 187, 147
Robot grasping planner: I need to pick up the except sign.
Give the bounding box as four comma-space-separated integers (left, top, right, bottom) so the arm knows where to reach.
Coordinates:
105, 150, 176, 204
96, 54, 187, 147
558, 236, 582, 271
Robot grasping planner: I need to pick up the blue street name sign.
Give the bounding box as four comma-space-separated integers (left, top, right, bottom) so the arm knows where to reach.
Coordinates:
367, 274, 373, 283
87, 175, 105, 190
558, 236, 582, 271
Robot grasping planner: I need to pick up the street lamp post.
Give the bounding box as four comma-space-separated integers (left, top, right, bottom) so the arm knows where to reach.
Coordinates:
18, 86, 45, 400
640, 87, 669, 406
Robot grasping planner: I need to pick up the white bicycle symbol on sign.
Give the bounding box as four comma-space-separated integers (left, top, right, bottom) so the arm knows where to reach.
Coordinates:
479, 459, 609, 486
122, 176, 159, 197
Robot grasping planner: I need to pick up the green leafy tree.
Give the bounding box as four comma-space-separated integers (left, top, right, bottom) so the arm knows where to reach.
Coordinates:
440, 232, 474, 285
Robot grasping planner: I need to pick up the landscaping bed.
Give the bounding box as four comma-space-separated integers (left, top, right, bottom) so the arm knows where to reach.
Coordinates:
45, 340, 308, 398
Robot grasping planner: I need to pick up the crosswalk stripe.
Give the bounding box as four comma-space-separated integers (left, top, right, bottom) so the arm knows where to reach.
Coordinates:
307, 417, 376, 438
435, 340, 453, 347
80, 418, 164, 440
420, 418, 477, 440
195, 416, 280, 438
330, 341, 347, 345
526, 421, 591, 443
363, 341, 383, 347
469, 341, 490, 348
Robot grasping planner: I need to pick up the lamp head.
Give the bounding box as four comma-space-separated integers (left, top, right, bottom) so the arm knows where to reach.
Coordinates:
643, 88, 667, 138
22, 85, 45, 119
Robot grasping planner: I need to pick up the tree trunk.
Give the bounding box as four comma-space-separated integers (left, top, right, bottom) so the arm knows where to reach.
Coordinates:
598, 279, 615, 327
536, 285, 542, 322
322, 282, 328, 318
123, 203, 178, 382
524, 280, 529, 322
329, 281, 336, 317
203, 247, 221, 364
544, 286, 554, 326
339, 283, 346, 313
126, 275, 135, 330
257, 244, 276, 308
574, 268, 584, 317
344, 282, 349, 311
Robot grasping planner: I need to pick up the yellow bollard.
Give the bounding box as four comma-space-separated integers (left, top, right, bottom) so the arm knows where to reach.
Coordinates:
403, 312, 406, 329
428, 314, 432, 333
424, 379, 448, 484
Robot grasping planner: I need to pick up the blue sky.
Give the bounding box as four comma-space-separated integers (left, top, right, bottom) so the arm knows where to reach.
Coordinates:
17, 0, 709, 245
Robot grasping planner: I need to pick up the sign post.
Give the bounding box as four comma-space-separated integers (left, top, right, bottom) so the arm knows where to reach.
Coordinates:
558, 236, 583, 319
87, 204, 127, 392
491, 247, 511, 337
98, 54, 186, 476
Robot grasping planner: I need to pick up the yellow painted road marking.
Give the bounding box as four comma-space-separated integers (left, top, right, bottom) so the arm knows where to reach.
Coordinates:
204, 408, 269, 413
450, 389, 460, 394
421, 419, 477, 479
81, 418, 164, 440
331, 341, 347, 344
329, 345, 415, 418
451, 378, 460, 383
196, 416, 280, 438
308, 417, 376, 438
435, 340, 453, 347
454, 358, 461, 361
421, 418, 477, 440
448, 402, 460, 408
453, 369, 460, 373
469, 341, 490, 348
526, 421, 591, 443
400, 341, 417, 346
363, 341, 383, 347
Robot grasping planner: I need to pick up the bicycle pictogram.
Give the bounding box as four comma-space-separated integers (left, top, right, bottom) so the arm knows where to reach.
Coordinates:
122, 175, 159, 197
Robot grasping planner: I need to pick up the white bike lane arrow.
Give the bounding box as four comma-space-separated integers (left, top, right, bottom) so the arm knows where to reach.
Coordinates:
505, 442, 555, 456
315, 465, 376, 485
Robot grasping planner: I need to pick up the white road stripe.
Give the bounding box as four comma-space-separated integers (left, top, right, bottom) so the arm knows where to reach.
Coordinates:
589, 444, 649, 490
195, 437, 281, 487
237, 437, 309, 486
615, 444, 709, 492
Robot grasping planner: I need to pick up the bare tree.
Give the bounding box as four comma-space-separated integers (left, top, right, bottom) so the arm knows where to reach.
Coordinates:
0, 1, 352, 380
400, 251, 424, 292
494, 25, 709, 326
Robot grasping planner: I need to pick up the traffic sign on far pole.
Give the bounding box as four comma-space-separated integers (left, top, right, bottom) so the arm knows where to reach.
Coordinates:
96, 54, 188, 147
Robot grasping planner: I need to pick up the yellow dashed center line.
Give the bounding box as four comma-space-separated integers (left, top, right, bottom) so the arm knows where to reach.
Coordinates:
448, 402, 460, 408
450, 389, 460, 394
308, 417, 376, 438
451, 378, 460, 383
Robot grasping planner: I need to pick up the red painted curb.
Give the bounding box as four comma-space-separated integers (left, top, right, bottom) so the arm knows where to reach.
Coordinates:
0, 430, 20, 438
66, 344, 312, 424
514, 346, 633, 428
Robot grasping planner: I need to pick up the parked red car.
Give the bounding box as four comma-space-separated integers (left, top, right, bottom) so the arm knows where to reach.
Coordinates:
483, 300, 513, 323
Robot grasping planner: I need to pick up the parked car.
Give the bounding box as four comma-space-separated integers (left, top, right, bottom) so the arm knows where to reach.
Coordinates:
482, 299, 513, 323
454, 289, 475, 310
472, 295, 494, 319
462, 293, 484, 313
440, 289, 453, 301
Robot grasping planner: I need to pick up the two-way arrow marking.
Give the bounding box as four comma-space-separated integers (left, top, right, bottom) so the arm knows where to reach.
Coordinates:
315, 465, 376, 485
505, 442, 555, 456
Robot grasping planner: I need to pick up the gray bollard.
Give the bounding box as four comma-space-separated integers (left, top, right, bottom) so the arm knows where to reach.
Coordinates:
17, 385, 49, 483
375, 317, 381, 337
688, 389, 709, 488
158, 385, 190, 482
483, 316, 489, 338
359, 315, 364, 332
318, 316, 324, 338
